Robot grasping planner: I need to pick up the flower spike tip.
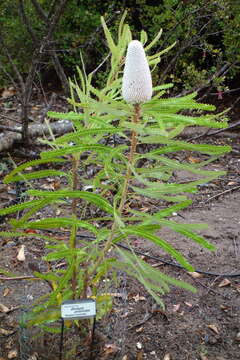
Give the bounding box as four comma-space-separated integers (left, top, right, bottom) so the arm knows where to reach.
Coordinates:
122, 40, 152, 104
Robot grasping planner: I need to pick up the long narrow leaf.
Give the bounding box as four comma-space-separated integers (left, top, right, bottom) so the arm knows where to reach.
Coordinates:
27, 190, 114, 214
20, 218, 97, 233
123, 228, 194, 271
4, 158, 66, 184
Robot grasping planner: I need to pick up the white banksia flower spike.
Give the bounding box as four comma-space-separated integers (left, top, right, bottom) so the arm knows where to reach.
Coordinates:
122, 40, 152, 104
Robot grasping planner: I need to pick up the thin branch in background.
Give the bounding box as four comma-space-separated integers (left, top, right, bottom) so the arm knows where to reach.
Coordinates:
19, 0, 37, 43
17, 0, 69, 142
34, 73, 48, 107
48, 0, 58, 20
0, 38, 24, 92
0, 114, 22, 125
202, 185, 240, 204
178, 62, 234, 99
30, 0, 69, 95
0, 61, 20, 92
209, 87, 240, 96
90, 53, 111, 76
189, 119, 240, 141
30, 0, 47, 21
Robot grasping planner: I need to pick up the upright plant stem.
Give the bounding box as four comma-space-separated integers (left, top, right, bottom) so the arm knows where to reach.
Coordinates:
90, 103, 141, 275
70, 155, 79, 298
119, 103, 141, 213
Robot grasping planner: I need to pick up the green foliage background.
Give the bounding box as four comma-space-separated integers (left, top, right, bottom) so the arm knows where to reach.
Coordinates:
0, 0, 239, 91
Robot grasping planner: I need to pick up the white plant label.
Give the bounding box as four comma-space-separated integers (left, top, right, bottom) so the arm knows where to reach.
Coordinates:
61, 299, 96, 320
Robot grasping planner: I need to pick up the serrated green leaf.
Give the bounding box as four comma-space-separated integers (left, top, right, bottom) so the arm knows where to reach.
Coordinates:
132, 173, 223, 197
118, 10, 128, 41
27, 190, 114, 214
152, 200, 192, 218
34, 271, 60, 282
9, 170, 66, 183
153, 83, 173, 92
39, 324, 61, 334
143, 93, 216, 112
18, 217, 97, 233
136, 167, 171, 181
148, 41, 176, 58
55, 127, 122, 145
139, 139, 231, 156
44, 248, 86, 261
140, 30, 148, 45
123, 228, 194, 271
0, 231, 60, 243
0, 267, 18, 277
40, 144, 112, 159
10, 199, 54, 227
117, 248, 196, 292
157, 219, 215, 250
155, 156, 226, 176
101, 16, 118, 58
0, 200, 41, 216
47, 111, 85, 121
68, 99, 131, 117
145, 29, 162, 51
27, 309, 60, 327
4, 158, 66, 184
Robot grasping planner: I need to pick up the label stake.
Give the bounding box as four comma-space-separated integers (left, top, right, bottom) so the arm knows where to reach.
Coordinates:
59, 318, 64, 360
59, 299, 96, 360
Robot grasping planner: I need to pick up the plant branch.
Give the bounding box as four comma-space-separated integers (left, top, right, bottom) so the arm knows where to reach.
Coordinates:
118, 103, 141, 213
0, 38, 25, 92
90, 103, 141, 276
19, 0, 37, 43
70, 155, 80, 298
29, 0, 69, 94
30, 0, 47, 22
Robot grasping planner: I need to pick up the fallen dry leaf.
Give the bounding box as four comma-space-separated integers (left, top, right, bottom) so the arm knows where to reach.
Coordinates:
235, 283, 240, 293
172, 304, 181, 312
3, 288, 11, 297
199, 354, 209, 360
218, 278, 231, 288
208, 324, 219, 334
152, 262, 165, 268
52, 180, 61, 190
1, 87, 16, 98
136, 342, 142, 350
188, 156, 201, 163
163, 354, 171, 360
100, 344, 119, 360
17, 245, 25, 261
0, 303, 10, 313
188, 271, 203, 279
150, 351, 156, 356
235, 332, 240, 342
0, 328, 15, 336
132, 294, 146, 302
227, 181, 237, 186
27, 353, 38, 360
0, 304, 18, 314
7, 349, 17, 359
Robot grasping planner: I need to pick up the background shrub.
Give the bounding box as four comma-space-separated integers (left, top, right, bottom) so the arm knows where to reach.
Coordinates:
0, 0, 239, 92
